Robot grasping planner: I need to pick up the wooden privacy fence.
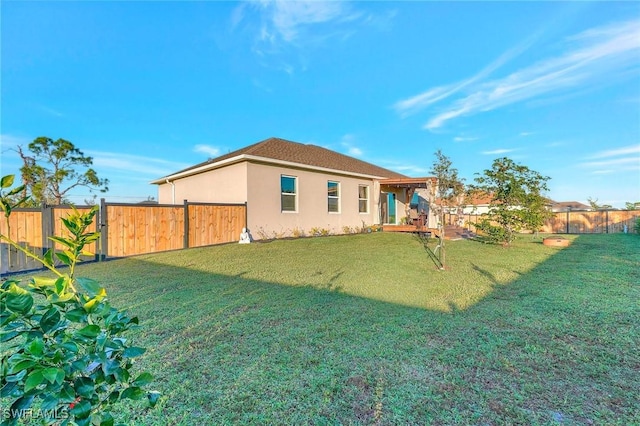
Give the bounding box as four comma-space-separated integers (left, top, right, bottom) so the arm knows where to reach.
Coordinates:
101, 201, 246, 257
1, 200, 247, 274
444, 210, 640, 234
0, 206, 98, 274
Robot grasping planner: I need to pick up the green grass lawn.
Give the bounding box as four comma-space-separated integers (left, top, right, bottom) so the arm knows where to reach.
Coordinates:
11, 232, 640, 424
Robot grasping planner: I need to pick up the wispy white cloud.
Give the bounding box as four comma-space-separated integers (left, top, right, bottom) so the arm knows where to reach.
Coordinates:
257, 0, 355, 43
393, 165, 430, 175
340, 134, 363, 157
85, 150, 190, 178
0, 134, 32, 151
394, 31, 541, 117
194, 144, 221, 157
586, 144, 640, 159
519, 132, 534, 137
395, 19, 640, 130
580, 157, 640, 169
374, 158, 429, 175
453, 136, 478, 142
347, 146, 363, 156
577, 144, 640, 176
235, 1, 394, 73
482, 148, 516, 155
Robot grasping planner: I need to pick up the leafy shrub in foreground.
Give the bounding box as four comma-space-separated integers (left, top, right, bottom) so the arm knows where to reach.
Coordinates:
0, 175, 159, 426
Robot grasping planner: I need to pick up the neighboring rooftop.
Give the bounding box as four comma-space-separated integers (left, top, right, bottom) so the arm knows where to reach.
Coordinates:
153, 137, 408, 182
551, 201, 592, 211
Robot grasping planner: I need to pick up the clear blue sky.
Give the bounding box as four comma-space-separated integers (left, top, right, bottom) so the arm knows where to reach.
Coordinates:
1, 1, 639, 207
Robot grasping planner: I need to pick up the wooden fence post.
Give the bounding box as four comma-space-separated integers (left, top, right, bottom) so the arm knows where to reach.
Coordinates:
605, 210, 609, 234
566, 210, 570, 234
100, 198, 108, 260
0, 244, 8, 274
183, 200, 189, 249
41, 203, 53, 256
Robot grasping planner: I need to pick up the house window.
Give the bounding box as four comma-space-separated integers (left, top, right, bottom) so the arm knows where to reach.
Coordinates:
328, 181, 340, 213
358, 185, 369, 213
281, 175, 297, 212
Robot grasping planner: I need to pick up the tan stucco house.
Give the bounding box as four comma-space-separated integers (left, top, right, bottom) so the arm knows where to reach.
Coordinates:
151, 137, 437, 239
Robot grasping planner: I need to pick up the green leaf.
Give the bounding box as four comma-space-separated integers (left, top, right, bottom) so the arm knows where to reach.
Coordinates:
0, 331, 20, 342
5, 283, 34, 314
74, 376, 95, 398
75, 416, 92, 426
65, 308, 87, 322
120, 386, 145, 400
48, 236, 77, 250
69, 399, 92, 419
9, 394, 35, 413
76, 324, 100, 338
4, 369, 28, 383
31, 276, 58, 289
83, 233, 101, 244
123, 347, 146, 358
102, 359, 120, 376
99, 412, 114, 426
24, 370, 45, 392
132, 372, 153, 387
42, 249, 54, 268
0, 381, 17, 398
107, 390, 119, 404
113, 366, 130, 383
61, 217, 80, 236
1, 278, 19, 290
0, 198, 11, 217
1, 174, 15, 188
40, 306, 62, 333
41, 394, 59, 411
26, 337, 44, 357
55, 252, 72, 266
76, 277, 104, 298
8, 359, 36, 374
54, 276, 67, 293
6, 185, 26, 197
42, 367, 64, 384
61, 341, 80, 353
58, 383, 76, 402
83, 296, 104, 312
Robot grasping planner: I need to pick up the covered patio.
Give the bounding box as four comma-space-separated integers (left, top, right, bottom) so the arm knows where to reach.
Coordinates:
378, 177, 438, 234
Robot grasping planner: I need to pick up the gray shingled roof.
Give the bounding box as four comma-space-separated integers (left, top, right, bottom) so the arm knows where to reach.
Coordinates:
158, 137, 407, 180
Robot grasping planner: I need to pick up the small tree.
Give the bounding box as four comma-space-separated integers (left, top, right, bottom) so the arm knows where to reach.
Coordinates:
624, 201, 640, 210
471, 157, 550, 246
0, 175, 158, 425
428, 150, 465, 268
521, 193, 554, 238
587, 197, 612, 211
16, 137, 109, 205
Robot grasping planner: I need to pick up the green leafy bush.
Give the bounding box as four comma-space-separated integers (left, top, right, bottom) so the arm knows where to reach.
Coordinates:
0, 175, 158, 426
634, 217, 640, 234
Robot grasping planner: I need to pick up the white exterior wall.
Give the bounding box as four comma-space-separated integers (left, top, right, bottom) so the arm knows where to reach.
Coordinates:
156, 162, 248, 204
246, 162, 379, 238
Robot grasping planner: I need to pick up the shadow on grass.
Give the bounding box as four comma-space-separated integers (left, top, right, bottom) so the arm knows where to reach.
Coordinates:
64, 234, 639, 425
413, 233, 443, 270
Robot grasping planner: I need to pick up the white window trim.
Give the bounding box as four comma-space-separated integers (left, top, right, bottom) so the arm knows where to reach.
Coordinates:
359, 185, 369, 214
328, 181, 340, 214
281, 175, 298, 213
